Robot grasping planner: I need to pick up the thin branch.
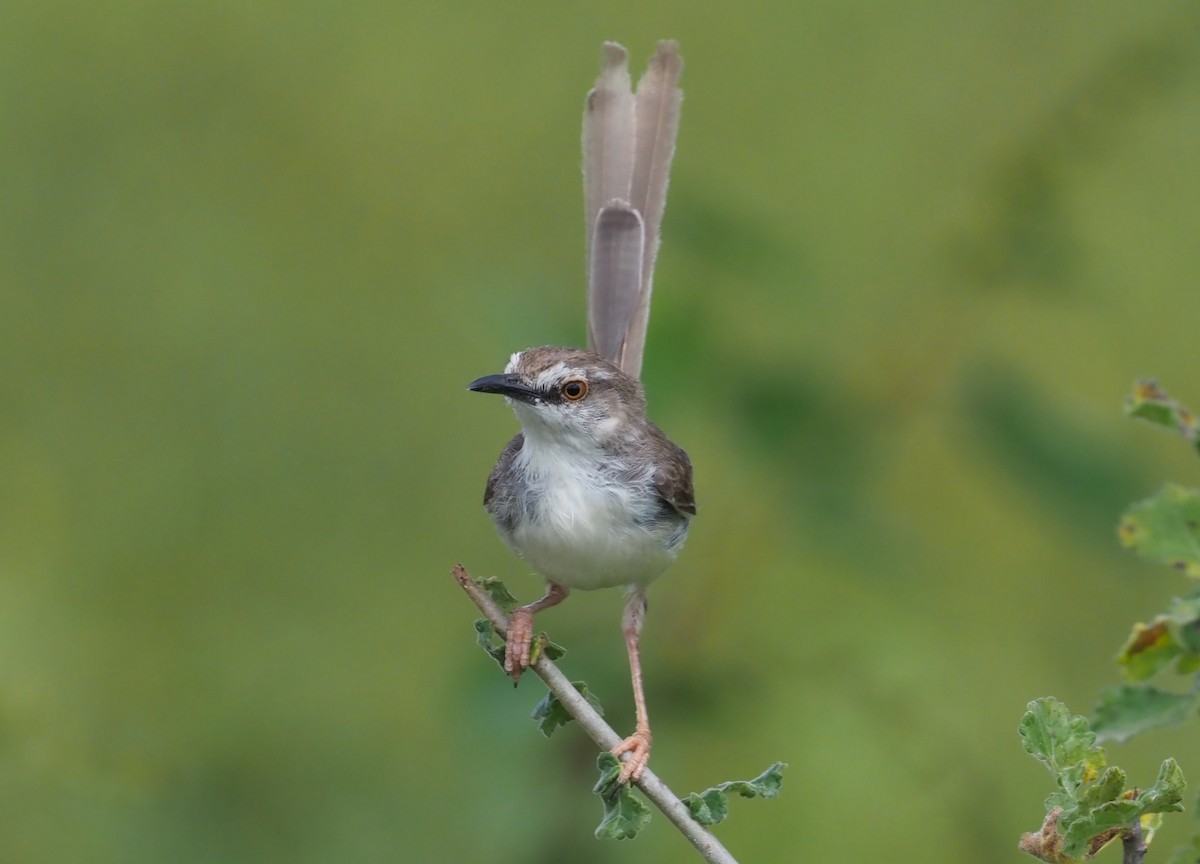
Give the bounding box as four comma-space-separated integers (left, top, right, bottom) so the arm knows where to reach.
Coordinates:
1122, 821, 1146, 864
452, 565, 740, 864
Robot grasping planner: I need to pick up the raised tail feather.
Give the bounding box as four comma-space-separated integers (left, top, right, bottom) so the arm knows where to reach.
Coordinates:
583, 41, 683, 380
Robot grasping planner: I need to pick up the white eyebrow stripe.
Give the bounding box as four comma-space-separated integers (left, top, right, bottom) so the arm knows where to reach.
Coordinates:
533, 362, 571, 389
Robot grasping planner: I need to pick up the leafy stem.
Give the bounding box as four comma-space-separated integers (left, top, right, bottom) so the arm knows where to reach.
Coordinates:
453, 564, 743, 864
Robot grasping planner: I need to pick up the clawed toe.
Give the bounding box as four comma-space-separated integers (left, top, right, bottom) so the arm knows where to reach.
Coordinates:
611, 728, 652, 784
504, 608, 535, 681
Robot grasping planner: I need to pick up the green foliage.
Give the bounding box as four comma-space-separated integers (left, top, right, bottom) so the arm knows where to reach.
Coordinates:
477, 577, 520, 614
1125, 379, 1200, 453
1019, 382, 1200, 861
529, 633, 566, 664
531, 681, 603, 738
682, 762, 787, 826
1094, 384, 1200, 741
1020, 697, 1106, 790
1119, 485, 1200, 578
1019, 698, 1185, 862
469, 578, 785, 842
593, 753, 652, 840
473, 618, 506, 669
1093, 684, 1197, 744
471, 577, 564, 673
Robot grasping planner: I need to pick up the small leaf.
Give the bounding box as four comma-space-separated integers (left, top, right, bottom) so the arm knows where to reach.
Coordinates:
476, 577, 520, 614
1019, 698, 1105, 785
530, 681, 603, 738
1115, 593, 1200, 679
1092, 684, 1197, 743
685, 787, 730, 826
1076, 766, 1126, 809
1117, 620, 1183, 681
1139, 812, 1165, 849
1165, 590, 1200, 654
1118, 485, 1200, 578
1058, 758, 1186, 858
473, 618, 506, 668
682, 762, 787, 825
528, 633, 565, 665
593, 752, 651, 840
1020, 700, 1188, 862
1125, 379, 1200, 452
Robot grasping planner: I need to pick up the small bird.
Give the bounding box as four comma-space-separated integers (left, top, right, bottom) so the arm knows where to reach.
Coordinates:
468, 41, 687, 784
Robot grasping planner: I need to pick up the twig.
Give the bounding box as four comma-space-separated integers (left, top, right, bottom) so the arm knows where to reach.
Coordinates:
1122, 821, 1146, 864
452, 564, 740, 864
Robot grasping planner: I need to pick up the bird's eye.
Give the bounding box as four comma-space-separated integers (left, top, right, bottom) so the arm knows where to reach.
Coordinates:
561, 379, 588, 401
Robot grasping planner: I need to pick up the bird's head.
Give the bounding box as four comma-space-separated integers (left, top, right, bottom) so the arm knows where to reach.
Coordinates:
468, 347, 646, 448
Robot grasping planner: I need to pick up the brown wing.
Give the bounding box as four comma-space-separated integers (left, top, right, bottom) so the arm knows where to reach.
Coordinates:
653, 438, 696, 518
483, 433, 524, 507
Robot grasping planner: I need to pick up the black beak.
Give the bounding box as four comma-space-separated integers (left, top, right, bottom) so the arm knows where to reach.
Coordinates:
467, 373, 540, 403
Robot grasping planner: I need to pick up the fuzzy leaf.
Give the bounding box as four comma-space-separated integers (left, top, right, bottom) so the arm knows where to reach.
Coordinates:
1020, 700, 1187, 863
1165, 591, 1200, 654
1076, 766, 1126, 809
473, 618, 507, 668
1115, 592, 1200, 679
529, 633, 565, 665
1118, 485, 1200, 578
1117, 620, 1184, 680
476, 577, 520, 613
1020, 698, 1106, 786
593, 752, 651, 840
530, 681, 603, 738
1139, 812, 1166, 849
1058, 758, 1185, 859
682, 762, 787, 825
1125, 379, 1200, 452
1092, 684, 1197, 743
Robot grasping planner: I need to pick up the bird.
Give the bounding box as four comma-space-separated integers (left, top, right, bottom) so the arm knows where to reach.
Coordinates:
467, 41, 688, 784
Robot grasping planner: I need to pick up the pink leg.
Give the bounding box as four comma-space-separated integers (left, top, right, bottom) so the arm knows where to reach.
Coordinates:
505, 582, 569, 682
611, 588, 651, 783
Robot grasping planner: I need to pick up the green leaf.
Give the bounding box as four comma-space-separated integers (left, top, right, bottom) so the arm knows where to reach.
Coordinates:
682, 762, 787, 826
530, 681, 603, 738
1116, 619, 1184, 680
1058, 758, 1185, 859
1092, 683, 1197, 744
1165, 590, 1200, 654
1125, 379, 1200, 453
476, 577, 520, 614
1019, 698, 1106, 786
1140, 812, 1166, 849
473, 618, 506, 669
528, 633, 565, 665
1076, 766, 1125, 809
1114, 592, 1200, 680
1118, 484, 1200, 578
1020, 699, 1187, 862
593, 752, 651, 840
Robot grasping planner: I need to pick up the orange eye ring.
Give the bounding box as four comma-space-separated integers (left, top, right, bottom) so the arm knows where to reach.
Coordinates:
561, 379, 588, 401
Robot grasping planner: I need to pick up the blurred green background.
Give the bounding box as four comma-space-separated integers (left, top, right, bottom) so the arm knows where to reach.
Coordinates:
3, 2, 1200, 861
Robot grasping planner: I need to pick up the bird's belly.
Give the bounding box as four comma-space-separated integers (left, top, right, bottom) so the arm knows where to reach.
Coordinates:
508, 480, 678, 591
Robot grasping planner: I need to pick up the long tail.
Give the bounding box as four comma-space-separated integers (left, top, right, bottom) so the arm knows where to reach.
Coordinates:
583, 41, 683, 380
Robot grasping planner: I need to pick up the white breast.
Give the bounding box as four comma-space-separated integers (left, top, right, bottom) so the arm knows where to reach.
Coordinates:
508, 439, 675, 590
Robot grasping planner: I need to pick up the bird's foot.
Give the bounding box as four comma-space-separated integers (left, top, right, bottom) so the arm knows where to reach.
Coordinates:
504, 607, 535, 682
611, 728, 652, 784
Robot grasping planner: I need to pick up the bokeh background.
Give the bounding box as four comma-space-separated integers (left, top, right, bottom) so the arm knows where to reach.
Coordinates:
3, 2, 1200, 862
